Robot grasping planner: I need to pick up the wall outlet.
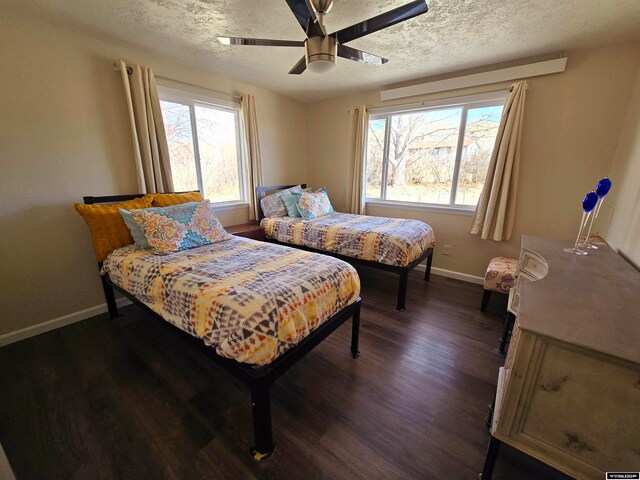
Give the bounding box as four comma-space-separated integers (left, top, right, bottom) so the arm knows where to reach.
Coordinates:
442, 245, 452, 256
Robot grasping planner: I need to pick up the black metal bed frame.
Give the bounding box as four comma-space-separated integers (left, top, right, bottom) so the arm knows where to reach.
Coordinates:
83, 193, 362, 461
256, 184, 434, 311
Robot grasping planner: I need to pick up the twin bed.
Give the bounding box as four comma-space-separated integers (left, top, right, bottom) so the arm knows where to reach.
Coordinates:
82, 187, 435, 460
258, 184, 435, 311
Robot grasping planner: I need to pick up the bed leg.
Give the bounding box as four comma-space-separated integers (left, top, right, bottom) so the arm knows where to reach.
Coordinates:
425, 251, 433, 282
351, 300, 361, 358
249, 382, 275, 461
101, 275, 120, 320
395, 271, 408, 312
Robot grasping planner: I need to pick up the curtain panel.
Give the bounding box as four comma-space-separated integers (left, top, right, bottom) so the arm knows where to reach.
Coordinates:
347, 105, 368, 215
119, 60, 173, 194
469, 80, 528, 241
240, 94, 264, 221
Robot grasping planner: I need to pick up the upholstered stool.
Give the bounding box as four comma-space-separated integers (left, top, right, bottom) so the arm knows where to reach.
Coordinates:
481, 257, 518, 312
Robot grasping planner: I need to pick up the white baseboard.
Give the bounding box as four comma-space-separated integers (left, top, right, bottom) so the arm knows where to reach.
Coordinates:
0, 443, 16, 480
0, 298, 131, 348
416, 264, 484, 285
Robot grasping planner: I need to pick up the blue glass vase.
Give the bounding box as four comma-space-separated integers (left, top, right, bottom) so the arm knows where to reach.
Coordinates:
583, 177, 612, 250
565, 191, 598, 255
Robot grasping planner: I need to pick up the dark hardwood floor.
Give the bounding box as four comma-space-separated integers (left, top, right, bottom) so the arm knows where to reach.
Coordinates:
0, 268, 571, 480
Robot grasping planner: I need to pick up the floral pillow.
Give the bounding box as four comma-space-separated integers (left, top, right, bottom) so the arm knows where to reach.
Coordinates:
129, 201, 230, 255
292, 187, 334, 220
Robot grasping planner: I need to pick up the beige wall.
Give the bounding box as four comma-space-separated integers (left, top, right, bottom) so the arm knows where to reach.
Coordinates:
0, 12, 308, 336
604, 66, 640, 268
306, 41, 640, 277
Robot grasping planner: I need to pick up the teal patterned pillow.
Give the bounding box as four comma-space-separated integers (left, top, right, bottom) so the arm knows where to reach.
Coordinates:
293, 187, 334, 220
279, 191, 302, 217
280, 188, 311, 217
129, 201, 231, 255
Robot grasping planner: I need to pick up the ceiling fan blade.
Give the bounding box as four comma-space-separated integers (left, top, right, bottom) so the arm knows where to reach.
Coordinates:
217, 36, 304, 47
332, 0, 428, 45
338, 44, 388, 65
284, 0, 326, 37
288, 56, 307, 74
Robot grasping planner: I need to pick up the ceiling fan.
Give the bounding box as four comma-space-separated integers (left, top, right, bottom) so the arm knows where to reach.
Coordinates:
217, 0, 429, 74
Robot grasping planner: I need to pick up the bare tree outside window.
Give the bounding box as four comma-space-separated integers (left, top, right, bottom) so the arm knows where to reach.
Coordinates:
195, 105, 241, 202
160, 100, 198, 192
365, 100, 504, 207
160, 96, 243, 203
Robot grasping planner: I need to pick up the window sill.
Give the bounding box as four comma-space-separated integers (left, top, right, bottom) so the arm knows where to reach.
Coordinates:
365, 199, 475, 216
210, 201, 249, 212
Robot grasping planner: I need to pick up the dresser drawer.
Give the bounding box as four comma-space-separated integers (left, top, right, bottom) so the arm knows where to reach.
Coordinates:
520, 249, 548, 280
508, 341, 640, 478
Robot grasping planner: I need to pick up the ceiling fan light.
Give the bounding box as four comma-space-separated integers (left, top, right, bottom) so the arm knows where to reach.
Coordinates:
304, 36, 337, 74
307, 58, 337, 73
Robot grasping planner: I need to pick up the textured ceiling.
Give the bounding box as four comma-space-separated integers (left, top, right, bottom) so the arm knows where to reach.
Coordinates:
5, 0, 640, 101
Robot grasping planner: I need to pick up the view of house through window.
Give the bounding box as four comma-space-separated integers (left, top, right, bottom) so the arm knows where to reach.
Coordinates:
159, 88, 244, 204
366, 95, 505, 208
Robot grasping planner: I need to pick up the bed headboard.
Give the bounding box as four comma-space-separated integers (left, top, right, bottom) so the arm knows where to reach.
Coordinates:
82, 191, 201, 265
83, 190, 200, 205
83, 193, 147, 205
256, 184, 307, 221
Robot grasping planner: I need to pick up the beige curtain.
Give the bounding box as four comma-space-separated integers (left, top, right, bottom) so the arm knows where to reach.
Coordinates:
347, 105, 368, 214
119, 60, 173, 194
469, 81, 528, 241
241, 94, 264, 221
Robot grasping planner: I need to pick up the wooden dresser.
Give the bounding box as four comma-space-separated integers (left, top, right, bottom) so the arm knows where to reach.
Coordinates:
482, 235, 640, 479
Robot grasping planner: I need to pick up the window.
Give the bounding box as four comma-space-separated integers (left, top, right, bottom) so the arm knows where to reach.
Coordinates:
366, 92, 506, 209
158, 86, 246, 204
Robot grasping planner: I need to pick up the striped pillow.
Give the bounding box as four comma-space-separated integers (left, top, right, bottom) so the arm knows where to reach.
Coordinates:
260, 185, 303, 218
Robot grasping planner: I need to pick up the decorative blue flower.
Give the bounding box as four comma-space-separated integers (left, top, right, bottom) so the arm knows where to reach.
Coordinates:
595, 177, 612, 198
582, 191, 598, 212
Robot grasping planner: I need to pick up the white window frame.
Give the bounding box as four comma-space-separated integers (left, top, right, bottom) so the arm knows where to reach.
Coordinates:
157, 85, 248, 207
365, 91, 508, 213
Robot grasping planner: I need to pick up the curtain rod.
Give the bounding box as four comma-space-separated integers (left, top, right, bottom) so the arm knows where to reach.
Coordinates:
350, 83, 529, 114
112, 63, 242, 101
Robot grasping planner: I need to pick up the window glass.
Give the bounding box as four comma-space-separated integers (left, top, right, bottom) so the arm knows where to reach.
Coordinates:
385, 108, 461, 205
366, 118, 386, 199
194, 105, 241, 202
159, 88, 244, 204
160, 100, 198, 192
365, 95, 505, 209
455, 105, 503, 205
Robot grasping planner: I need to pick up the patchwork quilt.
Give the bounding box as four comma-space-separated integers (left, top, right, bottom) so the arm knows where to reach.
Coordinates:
261, 213, 436, 267
102, 237, 360, 366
